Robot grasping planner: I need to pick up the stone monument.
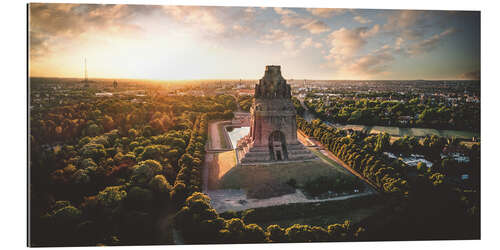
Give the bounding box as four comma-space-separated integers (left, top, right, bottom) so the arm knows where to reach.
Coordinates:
237, 65, 316, 164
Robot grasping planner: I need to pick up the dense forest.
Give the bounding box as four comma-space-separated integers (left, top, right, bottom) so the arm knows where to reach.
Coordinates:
237, 95, 253, 112
29, 82, 236, 246
304, 95, 480, 131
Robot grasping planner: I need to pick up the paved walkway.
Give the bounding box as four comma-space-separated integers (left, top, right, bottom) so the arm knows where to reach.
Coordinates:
208, 120, 232, 150
202, 153, 212, 193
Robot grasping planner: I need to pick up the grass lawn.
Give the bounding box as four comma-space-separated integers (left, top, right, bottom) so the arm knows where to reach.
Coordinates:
217, 123, 229, 149
310, 148, 350, 175
219, 159, 351, 190
215, 150, 237, 179
207, 150, 237, 190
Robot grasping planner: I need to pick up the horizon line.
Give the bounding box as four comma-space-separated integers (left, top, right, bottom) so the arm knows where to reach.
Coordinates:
28, 76, 480, 82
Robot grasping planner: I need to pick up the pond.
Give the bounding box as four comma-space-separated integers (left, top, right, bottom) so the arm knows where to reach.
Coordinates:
226, 126, 250, 148
384, 152, 434, 168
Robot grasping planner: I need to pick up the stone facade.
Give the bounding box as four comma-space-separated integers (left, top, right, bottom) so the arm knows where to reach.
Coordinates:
237, 65, 316, 164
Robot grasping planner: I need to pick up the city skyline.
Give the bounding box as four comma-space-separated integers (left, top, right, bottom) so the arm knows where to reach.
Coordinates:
29, 4, 480, 81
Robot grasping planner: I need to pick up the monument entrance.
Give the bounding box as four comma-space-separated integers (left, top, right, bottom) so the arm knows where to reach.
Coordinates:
269, 130, 288, 161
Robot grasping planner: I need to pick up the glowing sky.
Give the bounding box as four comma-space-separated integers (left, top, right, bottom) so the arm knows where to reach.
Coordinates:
29, 3, 480, 80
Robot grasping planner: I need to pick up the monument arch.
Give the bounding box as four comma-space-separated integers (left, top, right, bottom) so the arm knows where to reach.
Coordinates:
269, 130, 288, 161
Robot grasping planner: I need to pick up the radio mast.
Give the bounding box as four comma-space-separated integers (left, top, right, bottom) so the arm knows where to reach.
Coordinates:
83, 57, 89, 87
84, 58, 88, 83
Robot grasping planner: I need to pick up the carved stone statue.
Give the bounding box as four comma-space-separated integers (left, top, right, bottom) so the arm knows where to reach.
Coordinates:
254, 65, 291, 99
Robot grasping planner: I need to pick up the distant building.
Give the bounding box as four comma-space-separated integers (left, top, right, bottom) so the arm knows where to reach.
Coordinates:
95, 92, 113, 97
238, 89, 254, 96
398, 116, 412, 124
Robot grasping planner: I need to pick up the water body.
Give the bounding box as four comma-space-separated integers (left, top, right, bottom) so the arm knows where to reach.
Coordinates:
331, 124, 479, 140
303, 108, 479, 139
303, 109, 316, 123
226, 126, 250, 148
384, 152, 434, 168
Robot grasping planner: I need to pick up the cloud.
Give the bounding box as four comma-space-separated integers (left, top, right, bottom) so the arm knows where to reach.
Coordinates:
325, 24, 380, 60
325, 25, 457, 77
29, 3, 157, 59
406, 27, 456, 55
274, 7, 295, 16
383, 10, 424, 40
440, 27, 456, 36
346, 45, 394, 74
258, 29, 297, 49
323, 44, 395, 77
30, 3, 262, 60
325, 24, 457, 77
274, 7, 330, 34
280, 15, 312, 27
459, 70, 480, 80
384, 10, 422, 31
244, 7, 256, 14
394, 37, 405, 50
29, 31, 51, 59
30, 3, 153, 36
163, 6, 226, 34
300, 37, 323, 49
258, 29, 303, 57
232, 24, 250, 33
354, 15, 372, 24
383, 10, 447, 41
301, 20, 330, 34
30, 3, 266, 60
306, 8, 346, 18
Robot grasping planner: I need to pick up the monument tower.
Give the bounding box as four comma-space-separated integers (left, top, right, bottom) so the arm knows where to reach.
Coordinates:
237, 65, 316, 164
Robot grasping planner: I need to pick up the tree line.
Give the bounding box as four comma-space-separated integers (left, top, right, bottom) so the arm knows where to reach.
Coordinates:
174, 192, 364, 244
304, 95, 480, 131
296, 116, 479, 240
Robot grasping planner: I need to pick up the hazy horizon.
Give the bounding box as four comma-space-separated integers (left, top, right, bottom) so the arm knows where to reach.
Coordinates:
28, 75, 480, 82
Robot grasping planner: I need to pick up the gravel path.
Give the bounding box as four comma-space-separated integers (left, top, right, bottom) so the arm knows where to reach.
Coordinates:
208, 189, 373, 214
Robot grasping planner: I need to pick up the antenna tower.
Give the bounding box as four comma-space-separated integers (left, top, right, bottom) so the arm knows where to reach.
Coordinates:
84, 58, 88, 83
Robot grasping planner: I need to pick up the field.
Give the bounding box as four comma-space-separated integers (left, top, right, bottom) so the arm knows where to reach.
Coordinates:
218, 160, 348, 190
214, 151, 237, 178
309, 148, 351, 176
